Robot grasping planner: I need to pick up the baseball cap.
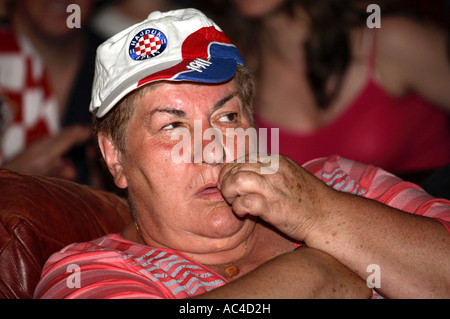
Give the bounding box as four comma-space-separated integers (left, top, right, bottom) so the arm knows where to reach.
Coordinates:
90, 8, 246, 118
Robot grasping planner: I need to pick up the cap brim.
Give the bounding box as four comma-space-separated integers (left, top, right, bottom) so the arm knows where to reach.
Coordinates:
95, 57, 238, 118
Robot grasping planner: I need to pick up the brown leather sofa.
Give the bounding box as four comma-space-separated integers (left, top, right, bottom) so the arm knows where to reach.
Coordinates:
0, 169, 132, 299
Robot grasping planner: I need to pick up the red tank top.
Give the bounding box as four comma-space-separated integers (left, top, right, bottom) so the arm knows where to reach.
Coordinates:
255, 32, 450, 174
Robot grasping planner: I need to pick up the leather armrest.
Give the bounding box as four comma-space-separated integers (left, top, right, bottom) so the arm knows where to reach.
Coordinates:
0, 169, 132, 299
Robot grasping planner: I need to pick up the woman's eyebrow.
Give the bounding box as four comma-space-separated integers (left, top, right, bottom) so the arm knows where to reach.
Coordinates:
146, 91, 239, 120
147, 108, 187, 119
212, 92, 239, 113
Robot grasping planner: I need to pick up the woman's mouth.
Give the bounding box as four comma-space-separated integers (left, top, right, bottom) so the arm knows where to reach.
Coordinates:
195, 184, 225, 201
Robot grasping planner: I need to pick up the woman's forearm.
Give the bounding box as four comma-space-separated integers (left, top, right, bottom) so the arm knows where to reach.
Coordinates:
194, 247, 371, 299
305, 190, 450, 298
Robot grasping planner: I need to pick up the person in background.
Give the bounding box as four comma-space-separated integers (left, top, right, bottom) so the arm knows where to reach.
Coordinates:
196, 0, 450, 184
92, 0, 177, 39
0, 0, 106, 186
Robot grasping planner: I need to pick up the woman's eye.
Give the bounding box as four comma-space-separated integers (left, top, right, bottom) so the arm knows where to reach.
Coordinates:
220, 113, 238, 123
161, 122, 182, 130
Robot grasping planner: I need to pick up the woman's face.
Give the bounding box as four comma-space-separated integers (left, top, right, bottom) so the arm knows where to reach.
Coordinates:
112, 79, 256, 258
232, 0, 287, 18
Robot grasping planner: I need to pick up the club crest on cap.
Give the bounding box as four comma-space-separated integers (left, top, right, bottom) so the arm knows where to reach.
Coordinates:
129, 28, 168, 61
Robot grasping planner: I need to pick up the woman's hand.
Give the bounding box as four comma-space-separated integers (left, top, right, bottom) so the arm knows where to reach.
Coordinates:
218, 154, 333, 242
3, 125, 92, 180
219, 154, 450, 298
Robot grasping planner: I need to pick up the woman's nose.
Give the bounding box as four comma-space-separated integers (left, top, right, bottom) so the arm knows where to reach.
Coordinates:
198, 127, 226, 165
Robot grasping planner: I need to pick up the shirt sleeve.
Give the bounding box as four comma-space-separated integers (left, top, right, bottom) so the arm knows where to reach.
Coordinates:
33, 242, 172, 299
303, 155, 450, 233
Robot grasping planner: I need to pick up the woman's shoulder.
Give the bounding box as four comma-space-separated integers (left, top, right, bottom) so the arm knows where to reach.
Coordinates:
376, 16, 446, 51
368, 15, 448, 96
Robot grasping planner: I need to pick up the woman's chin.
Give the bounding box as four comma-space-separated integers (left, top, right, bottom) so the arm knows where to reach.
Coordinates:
201, 205, 256, 239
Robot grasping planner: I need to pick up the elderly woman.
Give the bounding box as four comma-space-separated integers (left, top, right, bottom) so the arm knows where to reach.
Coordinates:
34, 9, 450, 299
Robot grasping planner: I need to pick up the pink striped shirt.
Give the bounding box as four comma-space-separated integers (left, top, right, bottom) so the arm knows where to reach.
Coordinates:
33, 155, 450, 299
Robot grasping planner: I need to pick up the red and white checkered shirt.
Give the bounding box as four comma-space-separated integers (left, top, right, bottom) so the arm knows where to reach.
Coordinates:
0, 28, 59, 165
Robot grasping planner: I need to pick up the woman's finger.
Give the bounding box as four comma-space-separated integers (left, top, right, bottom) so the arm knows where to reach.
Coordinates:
231, 192, 268, 217
219, 169, 268, 204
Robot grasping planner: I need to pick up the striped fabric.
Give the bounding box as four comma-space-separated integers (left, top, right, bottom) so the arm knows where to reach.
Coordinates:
33, 155, 450, 299
33, 235, 227, 299
304, 155, 450, 232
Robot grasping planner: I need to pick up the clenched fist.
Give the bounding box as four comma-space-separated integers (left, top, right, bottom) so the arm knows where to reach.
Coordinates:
218, 154, 335, 242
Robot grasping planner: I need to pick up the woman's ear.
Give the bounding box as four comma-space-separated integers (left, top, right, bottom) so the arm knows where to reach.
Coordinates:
97, 133, 128, 189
